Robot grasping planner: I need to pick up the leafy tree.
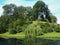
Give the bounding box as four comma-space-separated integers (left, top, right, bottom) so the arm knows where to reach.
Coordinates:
25, 21, 43, 37
31, 1, 56, 23
3, 4, 17, 15
0, 15, 9, 33
55, 24, 60, 32
50, 15, 57, 23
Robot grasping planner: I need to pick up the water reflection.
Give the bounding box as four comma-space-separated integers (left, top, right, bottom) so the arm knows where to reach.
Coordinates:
36, 38, 55, 45
24, 38, 36, 45
0, 38, 60, 45
0, 38, 23, 45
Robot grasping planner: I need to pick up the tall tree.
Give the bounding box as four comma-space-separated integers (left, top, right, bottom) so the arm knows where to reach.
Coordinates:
31, 1, 56, 22
3, 4, 17, 15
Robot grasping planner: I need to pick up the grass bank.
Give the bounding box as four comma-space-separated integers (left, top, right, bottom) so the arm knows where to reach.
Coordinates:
0, 32, 60, 40
0, 32, 25, 39
37, 32, 60, 40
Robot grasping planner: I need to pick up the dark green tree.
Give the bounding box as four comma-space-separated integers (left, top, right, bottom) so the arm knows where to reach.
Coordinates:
31, 1, 56, 23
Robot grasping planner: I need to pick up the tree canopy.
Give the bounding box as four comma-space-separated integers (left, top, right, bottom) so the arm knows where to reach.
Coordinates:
0, 1, 57, 34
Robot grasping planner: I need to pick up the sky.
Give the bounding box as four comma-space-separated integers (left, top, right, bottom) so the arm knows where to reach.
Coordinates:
0, 0, 60, 24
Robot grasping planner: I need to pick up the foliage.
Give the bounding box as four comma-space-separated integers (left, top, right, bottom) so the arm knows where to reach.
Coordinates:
50, 15, 57, 23
54, 24, 60, 32
9, 28, 17, 34
0, 0, 58, 35
31, 1, 53, 22
25, 21, 44, 37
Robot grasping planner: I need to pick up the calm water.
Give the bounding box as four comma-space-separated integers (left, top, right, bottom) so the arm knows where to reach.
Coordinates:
0, 38, 60, 45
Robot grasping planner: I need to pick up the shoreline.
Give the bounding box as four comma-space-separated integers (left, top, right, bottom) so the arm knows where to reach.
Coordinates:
0, 32, 60, 40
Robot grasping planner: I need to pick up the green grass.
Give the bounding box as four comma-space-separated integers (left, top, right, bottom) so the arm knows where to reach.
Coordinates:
0, 32, 25, 39
37, 32, 60, 40
0, 32, 60, 40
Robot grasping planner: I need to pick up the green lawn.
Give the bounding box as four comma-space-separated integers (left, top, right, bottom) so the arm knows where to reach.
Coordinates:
0, 32, 25, 39
0, 32, 60, 40
37, 32, 60, 40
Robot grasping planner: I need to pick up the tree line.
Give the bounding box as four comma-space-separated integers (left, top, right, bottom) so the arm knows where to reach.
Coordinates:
0, 1, 58, 34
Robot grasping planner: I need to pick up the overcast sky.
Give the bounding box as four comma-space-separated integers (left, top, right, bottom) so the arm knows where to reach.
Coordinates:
0, 0, 60, 24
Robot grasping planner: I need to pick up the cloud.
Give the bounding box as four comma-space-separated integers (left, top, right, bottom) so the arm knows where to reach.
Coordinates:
0, 6, 3, 16
6, 0, 37, 7
25, 0, 35, 1
48, 4, 60, 13
48, 3, 60, 24
54, 14, 60, 24
6, 0, 22, 6
42, 0, 60, 13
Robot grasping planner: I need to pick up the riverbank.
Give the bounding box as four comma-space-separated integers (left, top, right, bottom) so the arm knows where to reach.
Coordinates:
0, 32, 60, 40
0, 32, 25, 39
37, 32, 60, 40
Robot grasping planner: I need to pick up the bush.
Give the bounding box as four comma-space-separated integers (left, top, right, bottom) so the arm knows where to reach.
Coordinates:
42, 27, 53, 33
25, 21, 43, 37
9, 28, 17, 34
40, 22, 54, 33
0, 29, 6, 34
55, 25, 60, 32
16, 26, 23, 33
9, 30, 17, 34
47, 27, 53, 32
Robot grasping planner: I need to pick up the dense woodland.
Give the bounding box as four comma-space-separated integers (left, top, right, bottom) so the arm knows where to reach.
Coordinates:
0, 1, 60, 35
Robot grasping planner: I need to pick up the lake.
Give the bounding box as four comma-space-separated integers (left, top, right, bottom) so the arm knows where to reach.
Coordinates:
0, 38, 60, 45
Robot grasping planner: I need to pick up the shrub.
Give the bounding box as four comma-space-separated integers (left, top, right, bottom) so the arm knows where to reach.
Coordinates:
16, 26, 23, 33
25, 21, 43, 38
47, 27, 53, 33
9, 28, 17, 34
55, 25, 60, 32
